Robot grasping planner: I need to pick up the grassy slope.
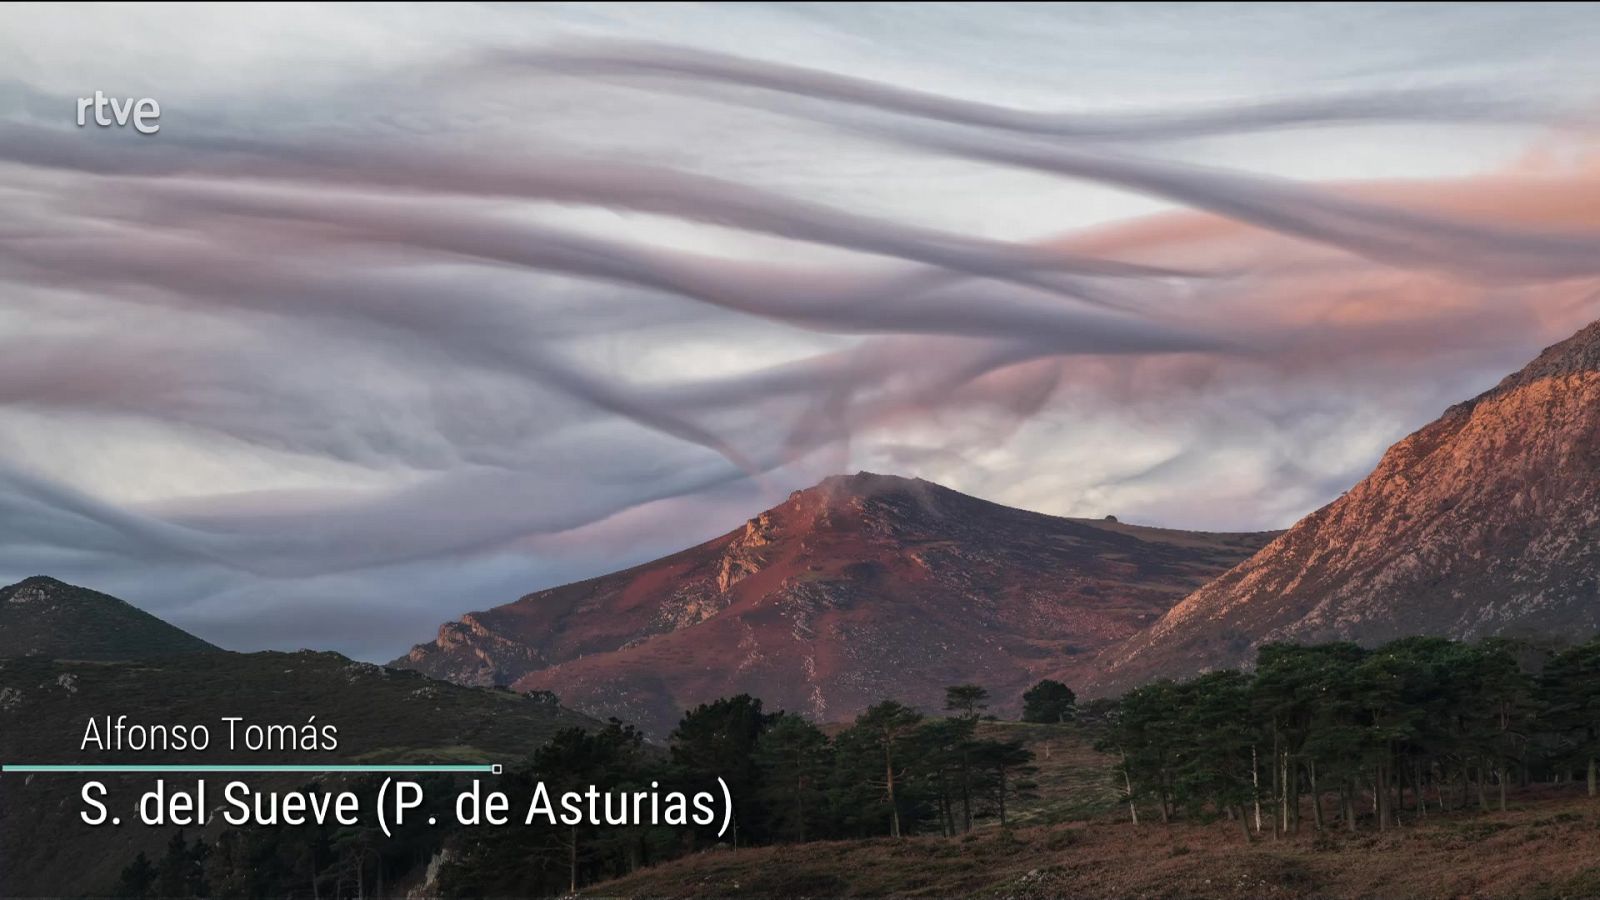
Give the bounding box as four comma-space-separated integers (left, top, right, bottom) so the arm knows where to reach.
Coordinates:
586, 788, 1600, 899
975, 721, 1122, 827
0, 651, 598, 897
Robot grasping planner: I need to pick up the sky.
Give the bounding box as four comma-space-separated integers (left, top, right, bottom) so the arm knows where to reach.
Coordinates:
2, 3, 1600, 659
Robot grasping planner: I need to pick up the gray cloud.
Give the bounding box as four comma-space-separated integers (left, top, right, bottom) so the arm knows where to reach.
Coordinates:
0, 121, 1198, 292
532, 42, 1600, 281
1, 16, 1598, 657
512, 42, 1572, 140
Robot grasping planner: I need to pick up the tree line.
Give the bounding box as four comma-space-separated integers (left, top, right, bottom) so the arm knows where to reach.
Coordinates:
439, 684, 1058, 897
114, 772, 463, 900
113, 681, 1075, 899
1101, 636, 1600, 839
112, 633, 1600, 896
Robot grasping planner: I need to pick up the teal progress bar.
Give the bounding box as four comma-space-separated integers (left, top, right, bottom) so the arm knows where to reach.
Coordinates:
2, 764, 499, 773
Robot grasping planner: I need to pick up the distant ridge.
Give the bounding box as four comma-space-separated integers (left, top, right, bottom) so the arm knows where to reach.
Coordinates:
0, 575, 219, 660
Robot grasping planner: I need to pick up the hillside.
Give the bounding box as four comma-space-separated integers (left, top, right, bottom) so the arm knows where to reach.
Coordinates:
1095, 319, 1600, 693
580, 790, 1600, 899
0, 575, 219, 660
0, 628, 598, 897
396, 473, 1274, 736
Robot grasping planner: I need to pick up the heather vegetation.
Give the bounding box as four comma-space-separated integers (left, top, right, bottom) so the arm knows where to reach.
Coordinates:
97, 635, 1600, 898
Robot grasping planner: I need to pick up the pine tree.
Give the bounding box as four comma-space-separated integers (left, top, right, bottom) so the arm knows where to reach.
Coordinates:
1541, 639, 1600, 796
1176, 670, 1259, 840
154, 828, 205, 899
670, 695, 775, 845
754, 714, 833, 842
854, 700, 924, 838
970, 739, 1036, 828
944, 684, 990, 719
115, 851, 156, 900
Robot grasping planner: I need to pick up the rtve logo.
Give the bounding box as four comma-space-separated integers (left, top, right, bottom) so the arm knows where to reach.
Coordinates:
76, 91, 161, 135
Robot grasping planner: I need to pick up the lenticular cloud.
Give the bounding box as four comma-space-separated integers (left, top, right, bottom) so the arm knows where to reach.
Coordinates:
1, 13, 1598, 656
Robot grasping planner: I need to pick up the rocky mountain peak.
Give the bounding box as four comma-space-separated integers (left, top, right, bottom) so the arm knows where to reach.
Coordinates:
3, 576, 70, 601
782, 471, 934, 514
395, 473, 1275, 736
1483, 317, 1600, 396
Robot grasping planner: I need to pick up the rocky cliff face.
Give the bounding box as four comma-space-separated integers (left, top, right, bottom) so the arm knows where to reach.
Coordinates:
1094, 319, 1600, 693
396, 473, 1273, 736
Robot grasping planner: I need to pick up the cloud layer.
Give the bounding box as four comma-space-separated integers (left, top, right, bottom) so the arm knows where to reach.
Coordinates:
1, 6, 1599, 657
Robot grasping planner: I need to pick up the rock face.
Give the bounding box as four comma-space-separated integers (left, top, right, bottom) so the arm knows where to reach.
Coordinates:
0, 575, 219, 659
396, 473, 1273, 736
1094, 319, 1600, 694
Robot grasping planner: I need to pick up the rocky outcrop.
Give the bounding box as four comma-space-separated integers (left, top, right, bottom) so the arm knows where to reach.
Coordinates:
401, 614, 546, 686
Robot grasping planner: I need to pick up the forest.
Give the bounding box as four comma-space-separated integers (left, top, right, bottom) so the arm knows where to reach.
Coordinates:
110, 636, 1600, 898
1106, 637, 1600, 837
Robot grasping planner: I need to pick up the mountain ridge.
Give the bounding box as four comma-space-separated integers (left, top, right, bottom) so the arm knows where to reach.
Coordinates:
1092, 318, 1600, 692
396, 472, 1276, 735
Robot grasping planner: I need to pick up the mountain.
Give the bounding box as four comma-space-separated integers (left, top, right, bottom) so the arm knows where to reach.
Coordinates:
0, 575, 219, 659
1095, 319, 1600, 693
396, 472, 1274, 736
